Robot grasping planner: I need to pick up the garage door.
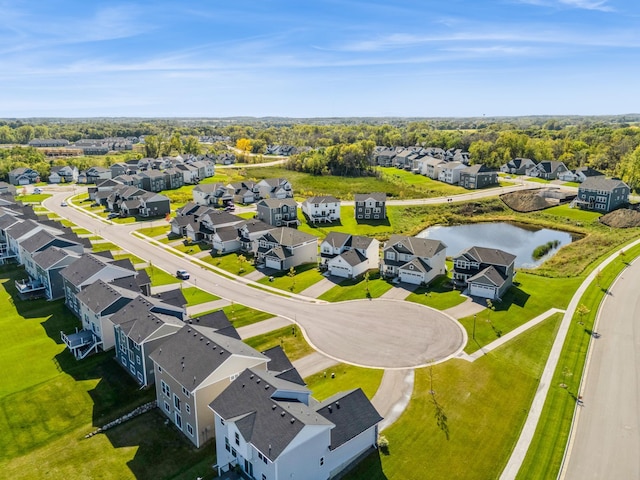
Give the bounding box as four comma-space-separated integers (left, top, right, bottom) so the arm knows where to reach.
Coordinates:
265, 257, 281, 270
399, 271, 423, 285
470, 283, 496, 299
329, 264, 351, 278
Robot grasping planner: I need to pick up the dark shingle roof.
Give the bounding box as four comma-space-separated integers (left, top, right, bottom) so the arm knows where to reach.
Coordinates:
387, 234, 446, 258
336, 248, 368, 267
262, 227, 316, 247
33, 246, 79, 270
186, 310, 240, 340
76, 279, 136, 314
580, 177, 629, 192
354, 192, 386, 203
111, 296, 183, 342
152, 288, 187, 308
467, 265, 506, 287
457, 246, 516, 267
305, 195, 339, 204
262, 346, 305, 386
315, 388, 383, 450
323, 231, 350, 249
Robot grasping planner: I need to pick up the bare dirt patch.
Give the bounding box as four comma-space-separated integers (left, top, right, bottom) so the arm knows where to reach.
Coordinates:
600, 208, 640, 228
500, 191, 552, 213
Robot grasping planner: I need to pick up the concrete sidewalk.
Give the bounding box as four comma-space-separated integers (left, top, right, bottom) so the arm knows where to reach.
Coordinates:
293, 352, 340, 379
373, 369, 415, 431
186, 299, 231, 316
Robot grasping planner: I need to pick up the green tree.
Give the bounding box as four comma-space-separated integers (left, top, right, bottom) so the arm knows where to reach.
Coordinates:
576, 304, 590, 325
15, 125, 35, 144
616, 145, 640, 191
183, 136, 202, 155
288, 266, 296, 291
0, 125, 15, 144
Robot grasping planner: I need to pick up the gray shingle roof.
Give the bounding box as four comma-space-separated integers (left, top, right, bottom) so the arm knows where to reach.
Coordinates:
257, 197, 297, 209
323, 231, 350, 249
336, 248, 368, 267
305, 195, 339, 204
33, 246, 79, 270
354, 192, 386, 203
580, 177, 629, 192
467, 265, 506, 287
386, 234, 446, 258
262, 227, 317, 247
111, 296, 183, 342
457, 246, 516, 267
76, 279, 136, 314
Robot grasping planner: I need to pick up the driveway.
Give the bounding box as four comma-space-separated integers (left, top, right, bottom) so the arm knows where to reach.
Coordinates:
379, 282, 418, 300
444, 296, 487, 319
299, 275, 342, 298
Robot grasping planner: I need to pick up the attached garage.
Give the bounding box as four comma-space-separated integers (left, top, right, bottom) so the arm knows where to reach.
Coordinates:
469, 282, 497, 299
329, 264, 351, 278
265, 257, 282, 270
399, 270, 424, 285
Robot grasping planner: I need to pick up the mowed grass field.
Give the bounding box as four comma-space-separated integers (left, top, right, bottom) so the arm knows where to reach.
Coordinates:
0, 265, 216, 480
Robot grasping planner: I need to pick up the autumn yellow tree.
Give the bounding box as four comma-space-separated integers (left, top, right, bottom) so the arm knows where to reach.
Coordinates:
236, 138, 252, 153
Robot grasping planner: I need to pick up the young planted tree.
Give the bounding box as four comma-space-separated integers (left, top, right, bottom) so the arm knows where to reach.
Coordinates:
288, 266, 296, 291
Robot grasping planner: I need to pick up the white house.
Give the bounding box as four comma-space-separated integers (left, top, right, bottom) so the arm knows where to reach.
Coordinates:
256, 227, 318, 271
301, 195, 341, 223
210, 368, 382, 480
380, 234, 447, 285
320, 232, 379, 279
255, 178, 293, 200
437, 161, 466, 185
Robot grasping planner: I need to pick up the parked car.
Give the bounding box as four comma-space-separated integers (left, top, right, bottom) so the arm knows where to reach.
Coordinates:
224, 203, 235, 211
107, 212, 119, 219
60, 201, 68, 207
176, 269, 190, 280
33, 187, 43, 194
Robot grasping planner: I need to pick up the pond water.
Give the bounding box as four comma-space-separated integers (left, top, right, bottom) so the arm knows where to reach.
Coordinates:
417, 222, 574, 268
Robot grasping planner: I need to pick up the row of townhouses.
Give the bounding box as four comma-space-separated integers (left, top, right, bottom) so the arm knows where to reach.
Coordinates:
0, 191, 383, 480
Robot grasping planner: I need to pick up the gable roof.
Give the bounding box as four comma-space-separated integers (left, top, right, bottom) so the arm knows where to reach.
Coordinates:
185, 310, 240, 340
60, 253, 134, 287
33, 246, 80, 270
111, 295, 183, 343
149, 326, 267, 389
305, 195, 340, 204
456, 246, 516, 267
322, 231, 351, 249
261, 227, 316, 247
334, 248, 368, 267
257, 197, 297, 209
314, 388, 383, 450
262, 345, 306, 386
386, 234, 446, 258
354, 192, 386, 203
76, 279, 136, 314
467, 265, 507, 287
580, 176, 629, 192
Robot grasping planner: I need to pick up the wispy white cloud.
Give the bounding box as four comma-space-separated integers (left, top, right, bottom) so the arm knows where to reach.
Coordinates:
515, 0, 614, 12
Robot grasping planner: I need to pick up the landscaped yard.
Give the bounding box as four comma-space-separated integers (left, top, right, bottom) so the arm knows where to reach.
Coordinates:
244, 325, 314, 361
221, 304, 274, 328
406, 275, 466, 310
199, 252, 256, 276
346, 312, 563, 480
318, 271, 393, 302
541, 204, 601, 223
0, 265, 216, 480
304, 364, 384, 401
144, 265, 181, 286
257, 263, 324, 294
181, 287, 220, 306
136, 224, 172, 238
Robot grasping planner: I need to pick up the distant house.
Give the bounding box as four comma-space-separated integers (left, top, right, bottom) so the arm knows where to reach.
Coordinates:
84, 166, 112, 184
459, 164, 498, 190
193, 183, 233, 207
319, 232, 379, 279
149, 323, 269, 447
121, 192, 171, 218
452, 246, 516, 300
575, 177, 630, 212
380, 234, 447, 285
227, 181, 258, 204
256, 198, 299, 227
48, 165, 79, 183
138, 170, 168, 192
354, 193, 386, 221
526, 160, 568, 180
557, 166, 604, 183
29, 138, 70, 148
256, 227, 317, 271
301, 195, 341, 224
438, 161, 466, 185
8, 167, 40, 186
255, 178, 293, 200
500, 158, 537, 175
421, 156, 446, 179
373, 146, 399, 166
210, 368, 382, 479
32, 246, 82, 300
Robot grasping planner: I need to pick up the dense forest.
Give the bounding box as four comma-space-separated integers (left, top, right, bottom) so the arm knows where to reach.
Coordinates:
1, 116, 640, 188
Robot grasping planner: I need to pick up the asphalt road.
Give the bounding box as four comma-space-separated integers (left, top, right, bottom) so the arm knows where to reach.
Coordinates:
561, 258, 640, 479
44, 188, 466, 369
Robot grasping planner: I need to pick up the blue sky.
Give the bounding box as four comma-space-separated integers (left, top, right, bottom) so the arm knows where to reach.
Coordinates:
1, 0, 639, 117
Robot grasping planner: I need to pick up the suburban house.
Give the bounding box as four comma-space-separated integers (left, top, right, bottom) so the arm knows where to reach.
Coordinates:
120, 192, 171, 218
112, 295, 187, 387
48, 165, 79, 183
149, 323, 269, 447
29, 138, 70, 148
227, 181, 258, 204
237, 219, 274, 254
526, 160, 568, 180
575, 177, 630, 212
256, 198, 299, 227
4, 219, 64, 264
256, 227, 318, 271
373, 146, 400, 166
193, 183, 234, 207
301, 195, 341, 224
417, 156, 444, 178
354, 193, 386, 221
557, 166, 604, 183
210, 368, 382, 480
255, 178, 293, 200
320, 232, 379, 279
452, 246, 516, 300
138, 170, 168, 192
380, 235, 447, 285
163, 167, 185, 190
8, 167, 40, 185
500, 158, 537, 175
459, 164, 498, 190
84, 166, 112, 184
438, 161, 467, 185
31, 247, 82, 300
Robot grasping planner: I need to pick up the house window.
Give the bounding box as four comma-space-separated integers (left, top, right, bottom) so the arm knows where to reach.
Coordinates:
262, 475, 267, 480
182, 386, 190, 397
164, 401, 170, 413
161, 380, 170, 397
225, 437, 230, 452
136, 355, 141, 365
174, 394, 181, 411
231, 448, 237, 458
185, 403, 191, 415
157, 365, 162, 373
320, 457, 324, 466
235, 432, 240, 446
187, 423, 194, 436
258, 452, 263, 461
175, 412, 182, 429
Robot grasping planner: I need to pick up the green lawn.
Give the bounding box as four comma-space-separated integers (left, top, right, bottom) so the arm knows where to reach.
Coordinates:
304, 364, 384, 401
517, 246, 639, 479
136, 224, 172, 237
376, 167, 468, 197
459, 272, 582, 354
91, 241, 120, 253
541, 204, 602, 223
220, 304, 274, 328
257, 263, 324, 294
318, 271, 393, 302
200, 252, 256, 276
181, 287, 220, 306
114, 253, 147, 266
15, 193, 52, 203
346, 312, 563, 480
172, 241, 212, 255
406, 275, 467, 310
525, 177, 551, 184
144, 265, 181, 286
0, 265, 216, 480
244, 325, 314, 361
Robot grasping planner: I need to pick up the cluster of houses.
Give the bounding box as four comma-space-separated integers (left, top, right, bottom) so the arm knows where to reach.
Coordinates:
0, 191, 383, 480
373, 146, 498, 190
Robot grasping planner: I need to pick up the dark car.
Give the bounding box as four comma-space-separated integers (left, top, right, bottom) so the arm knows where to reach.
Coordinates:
176, 269, 190, 280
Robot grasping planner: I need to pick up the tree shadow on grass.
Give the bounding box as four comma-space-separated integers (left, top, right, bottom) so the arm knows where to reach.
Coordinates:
342, 447, 389, 480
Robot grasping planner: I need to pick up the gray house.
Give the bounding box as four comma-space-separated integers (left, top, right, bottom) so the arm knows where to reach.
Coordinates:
8, 167, 40, 185
256, 198, 299, 227
576, 177, 630, 212
256, 227, 317, 271
500, 158, 537, 175
452, 246, 516, 300
526, 160, 568, 180
354, 193, 386, 221
459, 164, 498, 190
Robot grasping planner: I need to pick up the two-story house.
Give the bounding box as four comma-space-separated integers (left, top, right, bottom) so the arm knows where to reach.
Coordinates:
380, 235, 447, 285
557, 166, 604, 183
255, 178, 293, 200
301, 195, 341, 223
438, 161, 467, 185
319, 232, 379, 279
193, 183, 234, 207
256, 198, 299, 227
48, 165, 79, 183
452, 246, 516, 300
8, 167, 40, 185
256, 227, 318, 271
576, 177, 630, 212
500, 158, 537, 175
354, 193, 386, 221
210, 368, 382, 480
459, 164, 498, 190
526, 160, 568, 180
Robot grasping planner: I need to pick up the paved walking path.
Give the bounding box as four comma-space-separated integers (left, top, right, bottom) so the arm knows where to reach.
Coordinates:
443, 296, 486, 319
373, 369, 415, 431
299, 276, 342, 298
237, 316, 291, 339
186, 299, 231, 316
293, 352, 340, 379
379, 282, 418, 300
